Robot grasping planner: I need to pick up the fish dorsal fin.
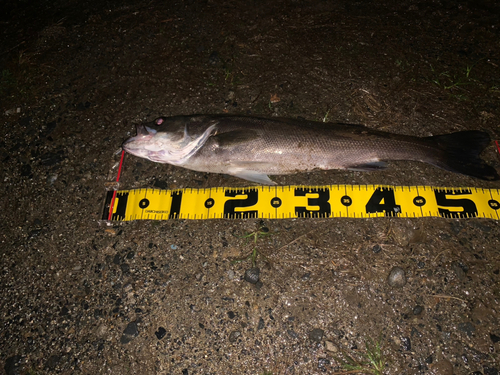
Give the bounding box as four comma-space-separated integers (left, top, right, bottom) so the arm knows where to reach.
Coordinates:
212, 129, 260, 147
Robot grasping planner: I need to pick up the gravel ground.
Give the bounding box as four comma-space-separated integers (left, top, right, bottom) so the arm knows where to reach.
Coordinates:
1, 0, 500, 374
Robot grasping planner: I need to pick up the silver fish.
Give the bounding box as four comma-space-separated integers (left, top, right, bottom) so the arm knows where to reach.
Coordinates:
122, 115, 499, 184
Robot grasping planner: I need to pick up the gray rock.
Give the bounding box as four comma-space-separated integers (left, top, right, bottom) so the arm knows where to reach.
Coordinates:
309, 328, 324, 342
451, 260, 468, 280
244, 268, 260, 284
120, 321, 139, 344
257, 317, 265, 330
401, 336, 411, 351
229, 330, 241, 343
325, 340, 338, 352
413, 305, 424, 315
387, 267, 406, 287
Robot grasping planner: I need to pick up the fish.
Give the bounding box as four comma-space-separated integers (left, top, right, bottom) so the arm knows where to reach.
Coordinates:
122, 114, 499, 184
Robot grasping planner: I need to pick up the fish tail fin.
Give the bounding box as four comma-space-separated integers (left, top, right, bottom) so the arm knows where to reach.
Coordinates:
427, 131, 499, 181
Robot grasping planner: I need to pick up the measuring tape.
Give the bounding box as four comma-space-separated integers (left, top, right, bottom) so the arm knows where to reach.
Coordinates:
102, 184, 500, 221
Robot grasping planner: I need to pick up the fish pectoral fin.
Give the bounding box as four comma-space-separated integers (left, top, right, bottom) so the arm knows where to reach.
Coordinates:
226, 163, 276, 185
229, 170, 277, 185
212, 130, 260, 147
346, 161, 388, 171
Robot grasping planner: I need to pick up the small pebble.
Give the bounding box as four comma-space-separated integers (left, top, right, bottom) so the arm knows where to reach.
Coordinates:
318, 358, 330, 369
428, 358, 453, 375
413, 305, 424, 315
451, 260, 468, 280
208, 51, 220, 65
113, 254, 121, 265
120, 263, 130, 273
401, 336, 411, 351
387, 266, 407, 288
490, 333, 500, 343
257, 317, 265, 330
47, 173, 58, 184
229, 330, 241, 343
244, 267, 260, 284
155, 327, 166, 340
309, 328, 324, 342
120, 321, 139, 344
325, 340, 338, 352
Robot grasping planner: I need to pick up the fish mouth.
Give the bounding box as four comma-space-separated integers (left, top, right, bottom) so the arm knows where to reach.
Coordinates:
122, 125, 157, 161
123, 125, 153, 144
122, 125, 156, 149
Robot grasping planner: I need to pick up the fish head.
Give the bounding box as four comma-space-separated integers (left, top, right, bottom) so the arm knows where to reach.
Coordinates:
122, 117, 217, 165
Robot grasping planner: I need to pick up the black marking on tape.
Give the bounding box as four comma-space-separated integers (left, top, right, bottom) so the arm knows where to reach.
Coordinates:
169, 191, 183, 219
434, 188, 477, 218
294, 187, 331, 218
107, 191, 128, 221
271, 197, 282, 208
223, 188, 258, 218
341, 195, 352, 206
488, 199, 500, 210
413, 196, 426, 206
139, 198, 150, 209
205, 198, 215, 208
365, 187, 401, 217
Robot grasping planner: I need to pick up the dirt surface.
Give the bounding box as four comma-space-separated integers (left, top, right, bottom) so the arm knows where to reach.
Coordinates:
1, 0, 500, 374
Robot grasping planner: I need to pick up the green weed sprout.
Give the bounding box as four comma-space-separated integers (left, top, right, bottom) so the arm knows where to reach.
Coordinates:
335, 337, 386, 375
233, 222, 272, 267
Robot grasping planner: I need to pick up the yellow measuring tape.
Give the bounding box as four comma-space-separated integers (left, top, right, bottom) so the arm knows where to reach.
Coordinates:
102, 185, 500, 221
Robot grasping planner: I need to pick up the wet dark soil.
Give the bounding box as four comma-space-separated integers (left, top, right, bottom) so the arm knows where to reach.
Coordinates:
1, 0, 500, 374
